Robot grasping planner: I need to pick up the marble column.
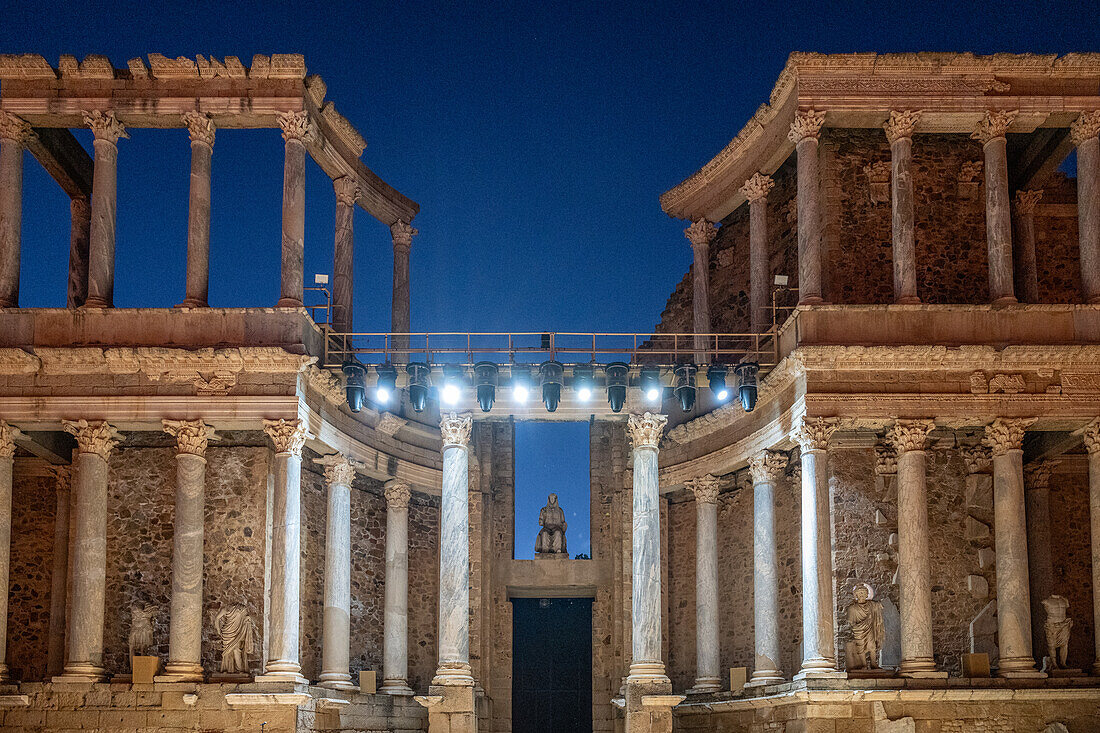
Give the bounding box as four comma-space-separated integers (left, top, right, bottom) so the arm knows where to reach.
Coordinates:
1083, 420, 1100, 674
57, 419, 121, 681
740, 174, 775, 334
317, 453, 356, 690
160, 419, 215, 682
885, 110, 922, 304
381, 479, 414, 694
985, 417, 1043, 677
972, 110, 1019, 305
390, 219, 417, 353
747, 450, 787, 686
889, 420, 944, 677
1072, 111, 1100, 303
259, 418, 309, 683
626, 412, 670, 682
1023, 459, 1057, 663
685, 474, 720, 692
0, 112, 31, 308
82, 111, 127, 309
684, 220, 716, 361
0, 422, 22, 681
276, 111, 313, 309
67, 197, 90, 308
46, 466, 71, 677
435, 412, 474, 685
179, 113, 215, 308
792, 416, 843, 679
331, 177, 359, 333
789, 110, 826, 304
1013, 190, 1043, 303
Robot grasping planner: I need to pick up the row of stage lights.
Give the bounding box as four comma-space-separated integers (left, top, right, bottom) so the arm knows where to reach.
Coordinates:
340, 360, 759, 415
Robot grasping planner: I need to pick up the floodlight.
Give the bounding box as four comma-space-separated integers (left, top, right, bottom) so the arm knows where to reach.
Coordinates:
673, 363, 697, 412
342, 361, 366, 413
708, 365, 729, 402
539, 360, 564, 412
735, 361, 759, 412
639, 366, 662, 404
441, 364, 465, 406
406, 362, 431, 413
374, 363, 397, 404
474, 361, 498, 413
604, 362, 629, 413
573, 364, 595, 402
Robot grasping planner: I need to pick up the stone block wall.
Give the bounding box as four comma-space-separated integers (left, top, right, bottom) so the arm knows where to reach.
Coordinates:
407, 492, 440, 692
1033, 171, 1084, 303
8, 467, 56, 681
300, 451, 327, 681
1049, 461, 1095, 668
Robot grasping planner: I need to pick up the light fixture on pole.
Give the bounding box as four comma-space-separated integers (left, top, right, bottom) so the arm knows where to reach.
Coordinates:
604, 362, 629, 413
540, 360, 564, 412
639, 366, 663, 405
342, 360, 366, 413
673, 363, 697, 412
406, 362, 431, 413
474, 361, 498, 413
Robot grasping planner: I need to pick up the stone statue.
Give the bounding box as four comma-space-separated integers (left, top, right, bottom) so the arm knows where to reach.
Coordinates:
214, 603, 255, 675
845, 584, 885, 670
535, 493, 568, 555
1043, 595, 1073, 669
128, 604, 157, 661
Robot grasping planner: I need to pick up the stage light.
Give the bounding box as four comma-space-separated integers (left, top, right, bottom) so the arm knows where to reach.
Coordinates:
573, 364, 595, 402
406, 362, 431, 413
342, 361, 366, 413
708, 364, 729, 402
441, 364, 465, 406
511, 365, 532, 403
640, 366, 662, 404
673, 363, 697, 412
540, 360, 564, 412
474, 361, 498, 413
374, 363, 397, 404
604, 362, 629, 413
735, 361, 759, 412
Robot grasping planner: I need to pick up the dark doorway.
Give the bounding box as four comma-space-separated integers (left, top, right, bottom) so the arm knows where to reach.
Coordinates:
511, 597, 592, 733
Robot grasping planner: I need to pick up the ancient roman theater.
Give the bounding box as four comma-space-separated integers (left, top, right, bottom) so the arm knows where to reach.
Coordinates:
0, 51, 1100, 732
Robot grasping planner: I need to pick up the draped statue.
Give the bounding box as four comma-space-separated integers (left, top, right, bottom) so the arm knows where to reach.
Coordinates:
535, 493, 568, 555
214, 603, 255, 674
128, 604, 157, 662
845, 584, 885, 670
1043, 595, 1073, 670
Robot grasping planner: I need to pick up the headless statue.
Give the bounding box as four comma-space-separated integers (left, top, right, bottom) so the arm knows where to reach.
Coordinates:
128, 604, 157, 664
845, 584, 885, 670
535, 493, 568, 555
214, 603, 255, 675
1043, 595, 1073, 670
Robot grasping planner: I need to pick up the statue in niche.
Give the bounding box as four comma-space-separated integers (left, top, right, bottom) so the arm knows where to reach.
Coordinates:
535, 493, 568, 555
128, 603, 157, 663
845, 584, 885, 670
1043, 595, 1073, 669
214, 603, 255, 675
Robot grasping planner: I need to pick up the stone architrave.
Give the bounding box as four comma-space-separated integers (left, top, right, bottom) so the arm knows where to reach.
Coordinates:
159, 419, 215, 682
381, 479, 414, 694
435, 412, 474, 686
68, 196, 91, 308
1072, 112, 1100, 303
0, 421, 23, 681
258, 418, 309, 683
746, 450, 787, 686
684, 220, 717, 362
179, 113, 215, 307
1083, 420, 1100, 674
789, 110, 827, 304
685, 474, 720, 693
82, 111, 128, 308
46, 466, 72, 677
390, 219, 418, 353
984, 417, 1043, 677
1013, 190, 1043, 303
1024, 459, 1058, 662
792, 416, 844, 679
317, 453, 356, 690
331, 177, 359, 333
884, 110, 922, 304
275, 111, 314, 308
971, 110, 1019, 304
57, 419, 122, 681
740, 174, 775, 333
0, 111, 31, 308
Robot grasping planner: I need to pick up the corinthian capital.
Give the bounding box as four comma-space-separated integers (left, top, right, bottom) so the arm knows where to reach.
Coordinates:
959, 445, 992, 474
887, 419, 935, 454
685, 474, 719, 504
739, 173, 775, 203
440, 412, 473, 448
162, 419, 217, 457
749, 450, 788, 484
1070, 111, 1100, 146
263, 418, 308, 455
982, 417, 1036, 456
684, 219, 718, 249
62, 419, 122, 459
1023, 459, 1059, 490
276, 110, 316, 143
970, 110, 1018, 144
792, 416, 839, 452
83, 110, 128, 144
883, 110, 922, 143
627, 412, 668, 450
0, 421, 23, 459
384, 479, 411, 509
0, 111, 32, 145
316, 453, 356, 486
182, 112, 215, 147
333, 176, 360, 207
788, 109, 826, 144
1013, 189, 1043, 215
390, 219, 418, 250
1081, 419, 1100, 455
48, 465, 72, 493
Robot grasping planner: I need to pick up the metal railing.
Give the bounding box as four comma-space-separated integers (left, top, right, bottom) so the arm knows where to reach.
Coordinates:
303, 286, 332, 325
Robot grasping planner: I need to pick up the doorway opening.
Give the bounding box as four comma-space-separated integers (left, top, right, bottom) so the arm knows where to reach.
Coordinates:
514, 421, 590, 559
511, 597, 592, 733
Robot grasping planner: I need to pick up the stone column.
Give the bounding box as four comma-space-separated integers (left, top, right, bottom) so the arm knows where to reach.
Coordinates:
381, 480, 414, 694
67, 197, 90, 308
972, 110, 1019, 305
331, 177, 359, 333
259, 418, 309, 683
0, 112, 31, 308
684, 474, 720, 693
179, 113, 215, 308
46, 466, 71, 677
82, 111, 127, 309
984, 417, 1043, 677
1013, 190, 1043, 303
0, 422, 22, 682
789, 110, 826, 304
889, 420, 944, 677
1072, 111, 1100, 303
57, 419, 120, 681
317, 454, 356, 690
160, 419, 215, 682
1023, 459, 1057, 663
435, 412, 474, 685
390, 219, 417, 353
740, 174, 775, 333
1083, 420, 1100, 674
792, 416, 843, 679
747, 450, 787, 686
275, 111, 313, 309
884, 110, 922, 304
684, 220, 716, 361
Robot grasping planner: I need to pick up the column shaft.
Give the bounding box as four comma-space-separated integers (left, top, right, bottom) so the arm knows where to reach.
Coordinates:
1075, 124, 1100, 302
1013, 201, 1040, 303
749, 199, 769, 332
0, 424, 17, 681
436, 413, 473, 684
278, 139, 306, 308
687, 476, 719, 692
47, 471, 71, 677
319, 457, 354, 689
1087, 427, 1100, 673
381, 481, 413, 694
890, 135, 919, 303
684, 220, 717, 361
795, 137, 823, 303
83, 111, 126, 308
975, 111, 1018, 304
67, 197, 90, 308
390, 219, 416, 353
181, 116, 214, 307
0, 131, 26, 307
748, 451, 785, 686
331, 178, 357, 333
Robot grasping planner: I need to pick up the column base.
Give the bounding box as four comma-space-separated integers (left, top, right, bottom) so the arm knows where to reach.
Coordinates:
899, 670, 948, 679
1092, 661, 1100, 676
53, 661, 106, 683
686, 677, 721, 694
627, 662, 670, 685
316, 673, 357, 691
745, 671, 785, 687
431, 662, 474, 687
380, 679, 415, 695
997, 656, 1044, 678
895, 296, 922, 305
899, 658, 946, 678
991, 296, 1019, 306
275, 298, 304, 309
81, 298, 110, 309
0, 665, 9, 684
798, 296, 825, 305
793, 665, 846, 681
256, 660, 308, 685
155, 661, 204, 683
176, 298, 208, 308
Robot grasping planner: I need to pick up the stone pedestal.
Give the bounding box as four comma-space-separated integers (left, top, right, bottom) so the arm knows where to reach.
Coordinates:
416, 683, 476, 733
623, 678, 683, 733
684, 220, 716, 361
789, 110, 826, 304
974, 111, 1018, 305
